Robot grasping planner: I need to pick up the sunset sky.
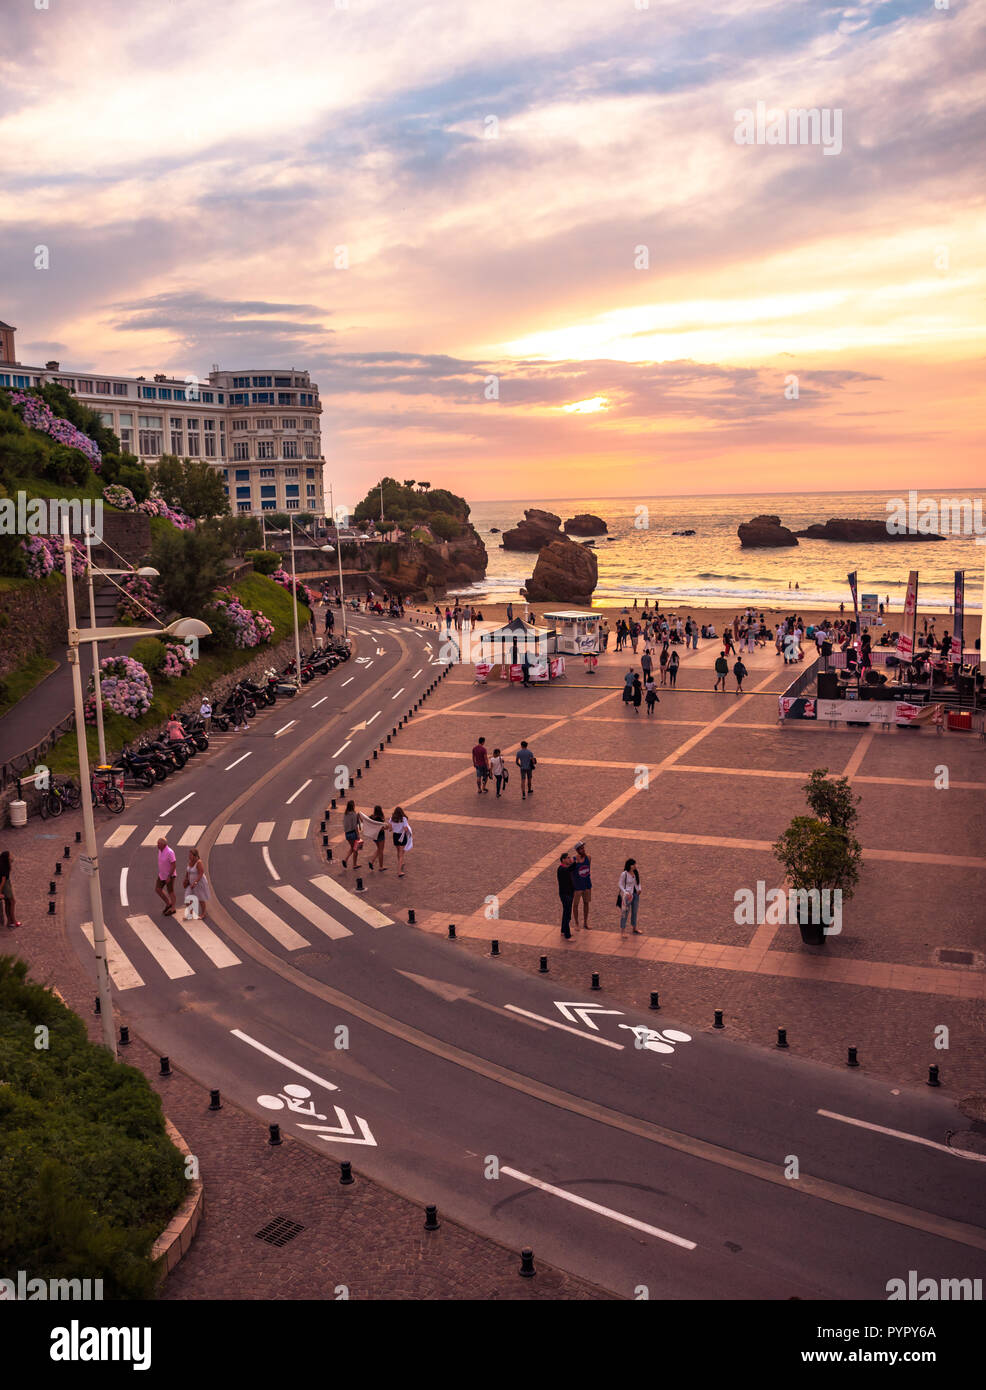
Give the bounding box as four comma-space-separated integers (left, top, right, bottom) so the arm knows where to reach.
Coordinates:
1, 0, 982, 503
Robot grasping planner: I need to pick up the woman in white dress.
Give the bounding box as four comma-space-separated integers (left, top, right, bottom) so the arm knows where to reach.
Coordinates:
183, 847, 212, 920
388, 807, 413, 877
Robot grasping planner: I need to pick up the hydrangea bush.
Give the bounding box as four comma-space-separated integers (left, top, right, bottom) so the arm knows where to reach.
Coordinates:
209, 588, 275, 649
85, 656, 153, 722
271, 568, 317, 608
117, 573, 164, 623
102, 481, 194, 530
9, 390, 102, 471
20, 534, 86, 578
161, 641, 195, 680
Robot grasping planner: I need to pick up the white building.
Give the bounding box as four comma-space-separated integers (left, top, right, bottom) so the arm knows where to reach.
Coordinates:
0, 322, 325, 518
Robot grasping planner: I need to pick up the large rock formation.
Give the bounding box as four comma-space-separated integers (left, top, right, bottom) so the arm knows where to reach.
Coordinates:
523, 535, 598, 604
737, 514, 799, 548
563, 513, 607, 536
501, 508, 562, 551
796, 518, 946, 543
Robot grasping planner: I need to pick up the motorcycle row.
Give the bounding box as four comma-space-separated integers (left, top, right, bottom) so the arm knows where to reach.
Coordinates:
113, 640, 351, 789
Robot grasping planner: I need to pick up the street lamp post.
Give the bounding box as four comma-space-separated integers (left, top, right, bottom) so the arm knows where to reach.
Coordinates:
288, 516, 303, 682
328, 482, 348, 639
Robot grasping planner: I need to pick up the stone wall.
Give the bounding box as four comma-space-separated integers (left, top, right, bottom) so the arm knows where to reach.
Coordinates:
90, 512, 151, 567
0, 577, 86, 682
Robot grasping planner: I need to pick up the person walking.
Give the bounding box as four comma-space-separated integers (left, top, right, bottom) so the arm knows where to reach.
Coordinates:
558, 852, 575, 939
631, 673, 642, 713
0, 849, 20, 929
389, 807, 413, 876
714, 650, 729, 692
645, 676, 659, 715
472, 735, 491, 793
182, 847, 211, 921
155, 836, 177, 917
659, 642, 669, 685
490, 748, 508, 798
667, 649, 680, 688
341, 800, 363, 869
640, 647, 653, 681
516, 740, 536, 798
733, 656, 748, 693
521, 650, 531, 687
621, 672, 634, 712
324, 606, 334, 635
571, 841, 592, 929
618, 858, 641, 934
367, 804, 388, 871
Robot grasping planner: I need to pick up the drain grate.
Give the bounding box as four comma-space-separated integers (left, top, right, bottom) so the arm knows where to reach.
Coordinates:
255, 1216, 305, 1247
938, 949, 975, 967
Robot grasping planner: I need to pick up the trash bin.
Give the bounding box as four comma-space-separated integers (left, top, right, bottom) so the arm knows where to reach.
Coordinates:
8, 800, 27, 827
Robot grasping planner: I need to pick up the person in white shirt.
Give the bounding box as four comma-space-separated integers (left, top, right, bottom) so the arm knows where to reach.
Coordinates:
618, 859, 642, 934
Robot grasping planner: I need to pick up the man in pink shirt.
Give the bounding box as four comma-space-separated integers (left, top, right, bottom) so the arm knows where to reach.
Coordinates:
155, 836, 177, 916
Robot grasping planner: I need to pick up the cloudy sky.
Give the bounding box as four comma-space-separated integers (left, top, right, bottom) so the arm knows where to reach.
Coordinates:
1, 0, 982, 501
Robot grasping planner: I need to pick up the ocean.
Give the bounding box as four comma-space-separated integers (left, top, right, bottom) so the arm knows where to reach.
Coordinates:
451, 490, 986, 613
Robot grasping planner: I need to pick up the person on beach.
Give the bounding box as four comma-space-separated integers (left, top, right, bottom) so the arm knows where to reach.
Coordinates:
667, 649, 680, 687
516, 740, 536, 798
0, 850, 20, 929
631, 673, 642, 713
490, 748, 508, 797
155, 836, 177, 917
389, 807, 413, 875
368, 804, 388, 871
714, 650, 729, 692
618, 858, 641, 934
733, 657, 748, 693
472, 735, 491, 793
342, 800, 363, 869
183, 847, 211, 920
571, 841, 592, 928
645, 676, 659, 715
558, 852, 575, 939
659, 642, 670, 685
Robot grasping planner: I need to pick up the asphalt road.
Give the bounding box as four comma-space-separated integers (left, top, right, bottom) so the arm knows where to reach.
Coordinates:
66, 614, 986, 1299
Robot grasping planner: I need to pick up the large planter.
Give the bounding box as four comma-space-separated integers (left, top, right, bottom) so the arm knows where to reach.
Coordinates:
796, 898, 826, 946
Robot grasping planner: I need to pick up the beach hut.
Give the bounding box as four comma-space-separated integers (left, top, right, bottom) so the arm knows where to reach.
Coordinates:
543, 609, 602, 655
477, 617, 550, 668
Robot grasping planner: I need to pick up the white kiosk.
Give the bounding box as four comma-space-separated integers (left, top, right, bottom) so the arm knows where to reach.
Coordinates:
544, 610, 602, 655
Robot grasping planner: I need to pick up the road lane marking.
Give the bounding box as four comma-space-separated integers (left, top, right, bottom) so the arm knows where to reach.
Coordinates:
175, 914, 240, 968
504, 1005, 625, 1048
341, 677, 354, 687
286, 779, 312, 805
119, 868, 129, 907
225, 752, 252, 770
311, 696, 328, 708
141, 824, 172, 846
309, 874, 391, 929
232, 895, 309, 950
262, 846, 280, 880
178, 825, 206, 847
818, 1110, 986, 1163
391, 687, 405, 700
127, 914, 194, 979
271, 885, 353, 940
333, 740, 351, 756
412, 669, 422, 678
366, 710, 380, 725
274, 720, 297, 738
216, 823, 241, 845
104, 824, 137, 849
163, 791, 195, 815
251, 822, 275, 842
288, 819, 310, 840
499, 1166, 696, 1250
231, 1028, 339, 1091
81, 922, 144, 991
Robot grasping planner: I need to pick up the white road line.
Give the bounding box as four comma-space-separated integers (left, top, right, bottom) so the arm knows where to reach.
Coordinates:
412, 669, 422, 678
175, 914, 241, 969
127, 914, 195, 980
286, 779, 312, 805
231, 1028, 339, 1091
141, 824, 172, 847
311, 696, 328, 708
232, 895, 309, 951
333, 740, 351, 756
225, 752, 252, 771
216, 823, 241, 845
82, 922, 144, 991
503, 1005, 625, 1048
262, 846, 280, 881
163, 791, 195, 816
391, 687, 405, 700
251, 822, 275, 842
178, 825, 206, 847
105, 824, 137, 849
274, 720, 297, 737
341, 677, 354, 687
119, 868, 129, 907
271, 885, 353, 940
817, 1109, 986, 1163
309, 874, 391, 929
362, 660, 375, 668
366, 710, 380, 725
500, 1166, 696, 1250
288, 819, 310, 840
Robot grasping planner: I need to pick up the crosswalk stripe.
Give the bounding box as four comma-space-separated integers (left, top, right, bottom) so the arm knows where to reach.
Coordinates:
81, 922, 144, 991
178, 825, 207, 847
271, 885, 353, 940
251, 822, 275, 842
174, 913, 240, 968
127, 914, 195, 979
288, 819, 310, 840
232, 894, 309, 950
141, 824, 172, 847
309, 873, 391, 929
216, 823, 241, 845
104, 824, 138, 849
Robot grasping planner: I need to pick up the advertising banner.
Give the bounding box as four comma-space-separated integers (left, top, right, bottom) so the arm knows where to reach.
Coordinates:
861, 593, 879, 620
778, 697, 816, 720
528, 660, 550, 682
549, 656, 566, 679
897, 570, 919, 661
951, 571, 965, 665
847, 572, 860, 646
814, 699, 924, 724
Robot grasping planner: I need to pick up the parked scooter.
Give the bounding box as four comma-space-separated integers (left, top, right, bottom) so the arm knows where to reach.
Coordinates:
114, 745, 160, 787
264, 666, 299, 698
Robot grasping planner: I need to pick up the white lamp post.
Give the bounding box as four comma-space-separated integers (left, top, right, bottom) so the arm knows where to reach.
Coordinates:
288, 516, 303, 682
327, 482, 349, 638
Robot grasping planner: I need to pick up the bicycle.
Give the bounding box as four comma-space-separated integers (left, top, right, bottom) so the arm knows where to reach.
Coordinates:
38, 777, 82, 819
90, 770, 126, 815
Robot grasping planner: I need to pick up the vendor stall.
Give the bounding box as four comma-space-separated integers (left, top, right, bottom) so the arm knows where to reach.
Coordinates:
477, 617, 549, 668
543, 610, 602, 655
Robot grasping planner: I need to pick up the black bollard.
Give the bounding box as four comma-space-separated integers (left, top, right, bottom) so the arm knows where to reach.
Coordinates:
322, 834, 329, 847
75, 830, 82, 843
55, 861, 62, 875
448, 924, 456, 939
355, 876, 365, 892
340, 1160, 354, 1186
373, 749, 378, 759
49, 881, 56, 895
591, 972, 600, 991
491, 939, 500, 956
847, 1046, 859, 1068
63, 845, 70, 859
927, 1065, 941, 1087
209, 1089, 222, 1111
365, 758, 370, 769
356, 767, 362, 778
379, 741, 384, 751
424, 1204, 440, 1231
159, 1056, 172, 1077
326, 846, 333, 861
119, 1026, 130, 1047
94, 995, 101, 1015
320, 820, 326, 831
519, 1249, 536, 1278
48, 900, 55, 915
387, 733, 391, 742
714, 1010, 724, 1029
539, 956, 548, 974
649, 991, 660, 1010
331, 798, 337, 810
776, 1028, 789, 1049
268, 1124, 282, 1146
408, 909, 416, 924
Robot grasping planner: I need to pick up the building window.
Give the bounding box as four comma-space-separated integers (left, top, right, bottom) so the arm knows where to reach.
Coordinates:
220, 436, 226, 457
286, 500, 299, 510
233, 419, 248, 431
256, 418, 273, 431
307, 484, 316, 496
234, 468, 251, 482
141, 387, 157, 399
261, 485, 276, 498
280, 418, 297, 430
304, 418, 314, 428
205, 435, 217, 457
77, 380, 92, 392
186, 418, 199, 431
170, 416, 183, 428
259, 468, 275, 479
203, 418, 215, 431
232, 376, 250, 388
113, 382, 129, 396
282, 441, 299, 460
158, 388, 172, 400
257, 440, 275, 460
13, 375, 32, 388
251, 375, 272, 387
236, 485, 251, 498
261, 499, 276, 510
187, 433, 200, 455
173, 389, 186, 402
93, 380, 111, 394
201, 390, 214, 403
170, 432, 183, 455
237, 502, 252, 513
284, 466, 299, 478
233, 442, 250, 461
285, 484, 299, 497
274, 376, 291, 387
229, 392, 248, 405
304, 441, 317, 459
251, 392, 273, 404
119, 413, 133, 427
277, 394, 295, 406
139, 430, 163, 455
305, 468, 316, 478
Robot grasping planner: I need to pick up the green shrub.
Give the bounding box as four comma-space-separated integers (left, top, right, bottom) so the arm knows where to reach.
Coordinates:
245, 549, 279, 575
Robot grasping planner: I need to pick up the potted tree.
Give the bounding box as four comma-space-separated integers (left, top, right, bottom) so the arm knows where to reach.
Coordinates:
774, 770, 862, 945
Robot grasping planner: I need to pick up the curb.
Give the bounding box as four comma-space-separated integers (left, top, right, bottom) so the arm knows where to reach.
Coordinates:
151, 1118, 205, 1279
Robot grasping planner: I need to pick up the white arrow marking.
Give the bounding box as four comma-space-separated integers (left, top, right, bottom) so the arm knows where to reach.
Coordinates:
298, 1106, 376, 1146
376, 646, 386, 655
349, 720, 367, 733
555, 1001, 624, 1030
